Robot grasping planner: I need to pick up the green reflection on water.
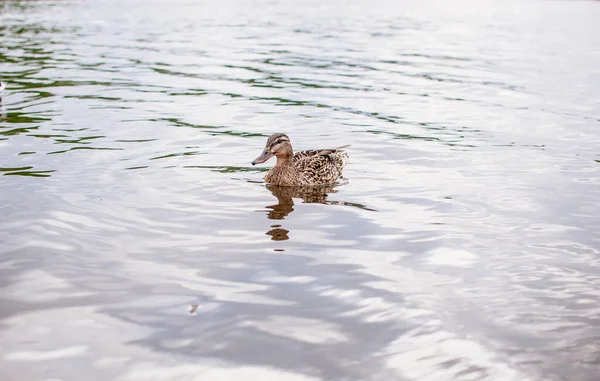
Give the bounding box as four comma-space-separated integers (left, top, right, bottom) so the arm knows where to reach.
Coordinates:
366, 129, 440, 142
184, 165, 269, 173
27, 134, 68, 138
115, 139, 157, 143
3, 170, 55, 178
0, 166, 34, 172
0, 126, 39, 136
54, 135, 105, 144
150, 151, 206, 160
0, 166, 55, 178
47, 146, 123, 155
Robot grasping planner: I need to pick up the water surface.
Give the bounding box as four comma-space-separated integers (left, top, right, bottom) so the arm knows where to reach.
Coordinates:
1, 0, 600, 380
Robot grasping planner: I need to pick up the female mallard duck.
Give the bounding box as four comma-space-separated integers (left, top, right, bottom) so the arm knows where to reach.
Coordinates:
251, 133, 349, 186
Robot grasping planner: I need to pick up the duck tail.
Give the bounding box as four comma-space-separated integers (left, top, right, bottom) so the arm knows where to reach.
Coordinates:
338, 150, 349, 168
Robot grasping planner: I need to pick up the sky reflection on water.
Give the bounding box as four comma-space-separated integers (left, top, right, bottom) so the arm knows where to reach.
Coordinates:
1, 0, 600, 380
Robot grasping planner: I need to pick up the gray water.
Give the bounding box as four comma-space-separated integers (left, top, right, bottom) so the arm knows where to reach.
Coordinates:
1, 0, 600, 380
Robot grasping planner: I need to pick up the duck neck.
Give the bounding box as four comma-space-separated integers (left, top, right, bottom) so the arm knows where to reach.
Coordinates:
275, 154, 294, 168
265, 154, 299, 186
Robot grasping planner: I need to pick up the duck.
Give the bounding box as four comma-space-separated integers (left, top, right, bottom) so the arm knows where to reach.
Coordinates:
251, 133, 349, 186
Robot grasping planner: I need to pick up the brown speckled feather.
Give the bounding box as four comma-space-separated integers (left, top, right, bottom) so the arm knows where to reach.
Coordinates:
253, 134, 349, 186
293, 147, 349, 185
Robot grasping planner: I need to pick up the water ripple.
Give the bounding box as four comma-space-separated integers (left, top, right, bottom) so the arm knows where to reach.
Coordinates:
1, 0, 600, 380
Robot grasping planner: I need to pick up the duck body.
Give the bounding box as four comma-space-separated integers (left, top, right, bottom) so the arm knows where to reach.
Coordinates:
252, 133, 349, 186
264, 148, 349, 186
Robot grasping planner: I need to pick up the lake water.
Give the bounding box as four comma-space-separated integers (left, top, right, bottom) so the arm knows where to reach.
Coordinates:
1, 0, 600, 380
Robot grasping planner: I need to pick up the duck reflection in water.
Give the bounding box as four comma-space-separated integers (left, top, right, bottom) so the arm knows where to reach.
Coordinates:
263, 183, 338, 241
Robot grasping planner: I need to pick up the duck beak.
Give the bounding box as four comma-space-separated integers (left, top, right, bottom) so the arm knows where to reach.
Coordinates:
251, 150, 273, 165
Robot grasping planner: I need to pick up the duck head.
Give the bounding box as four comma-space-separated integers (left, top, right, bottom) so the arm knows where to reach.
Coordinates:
251, 133, 293, 165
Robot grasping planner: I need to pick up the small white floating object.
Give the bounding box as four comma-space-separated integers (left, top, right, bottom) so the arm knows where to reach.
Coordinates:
0, 81, 5, 91
188, 303, 199, 314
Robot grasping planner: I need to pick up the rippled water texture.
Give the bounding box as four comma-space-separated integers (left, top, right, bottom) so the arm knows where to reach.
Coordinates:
1, 0, 600, 380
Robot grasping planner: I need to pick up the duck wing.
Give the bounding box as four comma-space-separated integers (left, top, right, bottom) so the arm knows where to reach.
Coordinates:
293, 146, 350, 185
293, 145, 350, 161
